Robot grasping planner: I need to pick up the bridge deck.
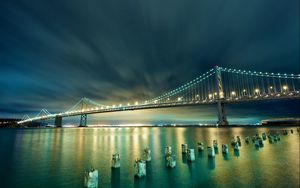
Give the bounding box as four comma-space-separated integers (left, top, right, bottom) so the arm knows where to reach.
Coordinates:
19, 91, 300, 123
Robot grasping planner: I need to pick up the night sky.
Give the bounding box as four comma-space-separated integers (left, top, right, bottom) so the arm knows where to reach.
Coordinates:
0, 0, 299, 124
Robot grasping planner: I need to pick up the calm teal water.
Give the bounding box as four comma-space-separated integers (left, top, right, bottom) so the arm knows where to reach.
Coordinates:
0, 127, 299, 188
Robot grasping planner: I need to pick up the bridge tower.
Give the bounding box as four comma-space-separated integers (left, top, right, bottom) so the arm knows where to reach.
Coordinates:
215, 66, 229, 126
55, 116, 62, 127
66, 97, 105, 127
79, 114, 87, 127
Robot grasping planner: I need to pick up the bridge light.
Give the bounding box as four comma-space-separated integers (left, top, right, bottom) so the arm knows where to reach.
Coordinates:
95, 107, 99, 110
283, 85, 288, 92
231, 91, 236, 97
154, 100, 158, 104
177, 97, 182, 101
135, 101, 139, 105
127, 103, 130, 106
219, 92, 224, 98
112, 105, 116, 108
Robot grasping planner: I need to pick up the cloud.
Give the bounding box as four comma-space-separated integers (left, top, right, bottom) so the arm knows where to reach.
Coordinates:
0, 0, 299, 121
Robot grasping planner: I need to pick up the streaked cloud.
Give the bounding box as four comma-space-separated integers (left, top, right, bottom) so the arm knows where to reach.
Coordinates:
0, 0, 299, 123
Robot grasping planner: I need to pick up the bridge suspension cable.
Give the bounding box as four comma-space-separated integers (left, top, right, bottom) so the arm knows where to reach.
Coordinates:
149, 68, 216, 104
18, 66, 300, 125
36, 109, 51, 117
147, 66, 300, 105
66, 97, 106, 113
21, 115, 30, 121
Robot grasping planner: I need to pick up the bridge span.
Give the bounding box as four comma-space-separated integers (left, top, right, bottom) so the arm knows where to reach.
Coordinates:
18, 66, 300, 126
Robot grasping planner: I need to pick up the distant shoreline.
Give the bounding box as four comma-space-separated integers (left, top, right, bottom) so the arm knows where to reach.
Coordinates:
1, 118, 299, 128
1, 124, 299, 129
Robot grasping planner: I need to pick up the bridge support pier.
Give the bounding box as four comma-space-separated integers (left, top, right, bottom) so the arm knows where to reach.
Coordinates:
215, 66, 229, 126
79, 114, 87, 127
55, 116, 62, 127
217, 101, 228, 126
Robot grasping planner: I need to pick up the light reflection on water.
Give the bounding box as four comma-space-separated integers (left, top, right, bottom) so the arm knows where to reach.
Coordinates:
0, 127, 299, 188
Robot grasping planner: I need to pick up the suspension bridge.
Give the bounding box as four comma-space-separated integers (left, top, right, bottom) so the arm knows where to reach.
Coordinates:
18, 66, 300, 126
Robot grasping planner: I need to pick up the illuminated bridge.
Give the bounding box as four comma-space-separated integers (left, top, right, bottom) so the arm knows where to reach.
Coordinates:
18, 66, 300, 126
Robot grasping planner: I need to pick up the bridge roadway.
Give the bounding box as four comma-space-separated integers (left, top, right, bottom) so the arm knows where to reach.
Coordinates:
20, 91, 300, 123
